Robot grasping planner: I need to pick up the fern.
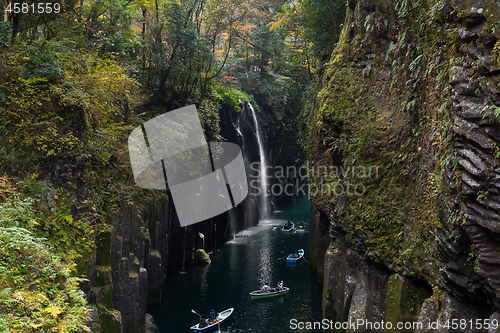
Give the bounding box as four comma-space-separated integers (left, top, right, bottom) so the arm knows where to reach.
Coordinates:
385, 43, 397, 61
0, 288, 11, 301
364, 14, 371, 28
409, 54, 425, 71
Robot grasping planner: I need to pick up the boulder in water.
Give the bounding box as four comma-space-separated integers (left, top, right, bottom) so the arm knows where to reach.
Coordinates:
195, 249, 211, 265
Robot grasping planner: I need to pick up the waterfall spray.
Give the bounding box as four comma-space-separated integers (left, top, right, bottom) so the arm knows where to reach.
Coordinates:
248, 104, 268, 219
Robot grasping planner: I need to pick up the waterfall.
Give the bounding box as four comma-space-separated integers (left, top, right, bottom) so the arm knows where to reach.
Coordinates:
248, 104, 268, 219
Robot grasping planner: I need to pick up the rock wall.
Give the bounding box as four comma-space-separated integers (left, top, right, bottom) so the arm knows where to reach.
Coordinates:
307, 0, 500, 330
440, 0, 500, 309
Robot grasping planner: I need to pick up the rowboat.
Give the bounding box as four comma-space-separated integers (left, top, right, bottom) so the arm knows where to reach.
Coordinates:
190, 308, 234, 332
282, 222, 295, 232
250, 287, 290, 299
286, 249, 304, 263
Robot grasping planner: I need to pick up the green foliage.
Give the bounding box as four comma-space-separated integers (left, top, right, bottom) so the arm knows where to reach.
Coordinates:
0, 227, 61, 281
76, 0, 139, 55
295, 0, 345, 57
271, 0, 345, 57
213, 85, 258, 112
0, 22, 11, 48
199, 99, 223, 142
142, 0, 252, 104
394, 0, 423, 18
20, 40, 65, 81
485, 104, 500, 120
0, 42, 137, 173
0, 174, 99, 330
0, 195, 38, 228
0, 226, 90, 332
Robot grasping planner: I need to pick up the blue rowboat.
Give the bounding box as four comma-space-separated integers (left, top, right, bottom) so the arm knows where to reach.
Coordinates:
190, 308, 234, 332
286, 249, 304, 263
282, 222, 295, 232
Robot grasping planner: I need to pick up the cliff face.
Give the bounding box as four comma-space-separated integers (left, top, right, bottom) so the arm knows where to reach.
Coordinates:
307, 0, 500, 328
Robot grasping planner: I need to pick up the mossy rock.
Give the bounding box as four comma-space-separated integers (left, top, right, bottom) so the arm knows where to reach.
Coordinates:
194, 249, 211, 265
101, 284, 114, 309
96, 229, 113, 266
385, 274, 404, 332
98, 304, 122, 333
385, 274, 431, 333
75, 248, 94, 277
94, 266, 112, 287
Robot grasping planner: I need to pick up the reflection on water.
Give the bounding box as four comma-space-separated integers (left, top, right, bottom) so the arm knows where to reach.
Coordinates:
258, 223, 272, 286
149, 196, 322, 332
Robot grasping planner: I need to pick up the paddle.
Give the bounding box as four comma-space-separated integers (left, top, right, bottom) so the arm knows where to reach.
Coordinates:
193, 309, 212, 330
277, 254, 289, 260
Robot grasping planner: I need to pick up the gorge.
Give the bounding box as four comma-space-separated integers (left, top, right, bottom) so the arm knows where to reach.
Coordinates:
1, 0, 500, 332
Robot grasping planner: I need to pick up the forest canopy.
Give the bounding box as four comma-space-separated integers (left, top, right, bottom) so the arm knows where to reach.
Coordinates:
1, 0, 345, 110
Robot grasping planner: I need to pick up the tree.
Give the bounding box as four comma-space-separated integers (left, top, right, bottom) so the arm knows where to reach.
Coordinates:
141, 0, 251, 106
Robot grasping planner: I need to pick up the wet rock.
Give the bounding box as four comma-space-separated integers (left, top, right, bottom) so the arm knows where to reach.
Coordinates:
194, 249, 211, 265
439, 297, 485, 332
481, 55, 500, 75
463, 7, 486, 27
308, 204, 330, 283
453, 117, 494, 149
98, 304, 122, 333
484, 127, 500, 142
311, 0, 500, 323
86, 305, 101, 332
490, 312, 500, 333
458, 25, 484, 41
96, 230, 112, 266
456, 98, 490, 120
457, 149, 488, 171
415, 296, 442, 333
322, 230, 432, 332
147, 250, 163, 305
145, 314, 159, 333
461, 171, 486, 190
459, 158, 482, 176
111, 205, 148, 333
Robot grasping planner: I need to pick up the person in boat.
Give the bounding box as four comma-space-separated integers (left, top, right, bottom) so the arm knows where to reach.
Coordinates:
261, 283, 271, 292
209, 309, 218, 323
199, 315, 209, 328
277, 280, 284, 290
291, 250, 298, 258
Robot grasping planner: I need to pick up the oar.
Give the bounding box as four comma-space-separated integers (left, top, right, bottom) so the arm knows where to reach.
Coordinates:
277, 254, 289, 260
218, 320, 220, 333
191, 309, 202, 317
